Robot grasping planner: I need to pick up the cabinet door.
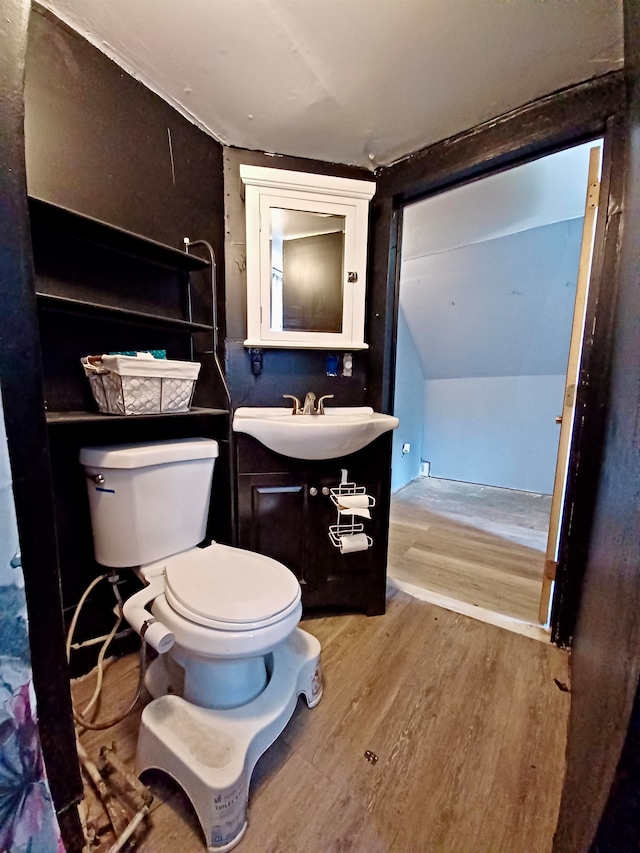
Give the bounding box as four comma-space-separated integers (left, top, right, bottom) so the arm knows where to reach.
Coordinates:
240, 165, 375, 350
237, 472, 314, 589
307, 474, 382, 614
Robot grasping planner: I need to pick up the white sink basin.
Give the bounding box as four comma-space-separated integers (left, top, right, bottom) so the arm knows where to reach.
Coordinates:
233, 406, 399, 460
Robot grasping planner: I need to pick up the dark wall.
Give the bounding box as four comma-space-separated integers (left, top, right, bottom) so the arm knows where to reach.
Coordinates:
25, 8, 222, 252
25, 5, 228, 408
592, 678, 640, 851
223, 147, 374, 409
0, 0, 83, 846
554, 4, 640, 850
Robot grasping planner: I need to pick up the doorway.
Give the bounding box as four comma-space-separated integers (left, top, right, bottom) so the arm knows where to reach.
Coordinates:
389, 140, 601, 633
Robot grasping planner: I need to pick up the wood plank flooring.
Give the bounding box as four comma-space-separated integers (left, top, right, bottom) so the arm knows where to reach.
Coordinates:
389, 477, 552, 626
72, 585, 569, 852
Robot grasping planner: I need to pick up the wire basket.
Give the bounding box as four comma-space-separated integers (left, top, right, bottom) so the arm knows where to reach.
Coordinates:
81, 354, 201, 416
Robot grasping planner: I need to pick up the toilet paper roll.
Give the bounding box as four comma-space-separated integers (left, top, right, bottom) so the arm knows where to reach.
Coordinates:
339, 506, 371, 520
337, 494, 371, 509
338, 494, 372, 519
339, 533, 370, 554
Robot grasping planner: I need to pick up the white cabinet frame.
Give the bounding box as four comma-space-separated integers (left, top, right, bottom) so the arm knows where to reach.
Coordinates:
240, 165, 376, 350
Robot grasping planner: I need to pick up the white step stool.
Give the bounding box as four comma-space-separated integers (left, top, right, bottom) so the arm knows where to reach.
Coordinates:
136, 628, 322, 851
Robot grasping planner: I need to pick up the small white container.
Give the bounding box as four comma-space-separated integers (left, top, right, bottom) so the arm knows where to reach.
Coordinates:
81, 353, 201, 416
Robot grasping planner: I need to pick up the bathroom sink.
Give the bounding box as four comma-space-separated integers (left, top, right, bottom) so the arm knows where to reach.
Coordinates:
233, 406, 399, 460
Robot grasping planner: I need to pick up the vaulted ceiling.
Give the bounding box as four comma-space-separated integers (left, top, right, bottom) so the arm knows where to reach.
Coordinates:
399, 142, 596, 380
38, 0, 623, 169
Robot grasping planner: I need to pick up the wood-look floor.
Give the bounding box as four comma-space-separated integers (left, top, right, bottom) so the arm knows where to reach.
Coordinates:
389, 477, 552, 626
73, 585, 569, 852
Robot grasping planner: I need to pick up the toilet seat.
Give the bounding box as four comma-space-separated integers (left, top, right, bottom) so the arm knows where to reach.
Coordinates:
163, 543, 301, 631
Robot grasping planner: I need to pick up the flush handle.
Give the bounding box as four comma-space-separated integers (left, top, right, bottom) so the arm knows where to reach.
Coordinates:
87, 472, 105, 485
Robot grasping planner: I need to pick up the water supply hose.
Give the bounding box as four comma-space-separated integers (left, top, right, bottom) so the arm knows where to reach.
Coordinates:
66, 571, 148, 731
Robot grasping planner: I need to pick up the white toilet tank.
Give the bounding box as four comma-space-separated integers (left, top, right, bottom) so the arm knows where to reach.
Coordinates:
80, 438, 219, 568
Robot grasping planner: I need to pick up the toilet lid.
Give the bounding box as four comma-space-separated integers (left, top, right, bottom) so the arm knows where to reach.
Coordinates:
163, 543, 301, 628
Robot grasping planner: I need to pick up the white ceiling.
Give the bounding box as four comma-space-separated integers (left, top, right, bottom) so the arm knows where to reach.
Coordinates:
38, 0, 623, 169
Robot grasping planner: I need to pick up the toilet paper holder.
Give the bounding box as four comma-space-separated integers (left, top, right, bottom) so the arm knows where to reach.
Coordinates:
328, 468, 376, 510
327, 469, 373, 551
328, 522, 373, 549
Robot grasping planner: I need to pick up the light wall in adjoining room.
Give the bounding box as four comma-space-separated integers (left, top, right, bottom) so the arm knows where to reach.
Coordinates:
391, 307, 424, 492
422, 374, 565, 494
396, 214, 584, 493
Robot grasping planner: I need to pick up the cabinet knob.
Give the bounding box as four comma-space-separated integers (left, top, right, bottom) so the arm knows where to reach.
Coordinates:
309, 487, 318, 497
322, 487, 330, 496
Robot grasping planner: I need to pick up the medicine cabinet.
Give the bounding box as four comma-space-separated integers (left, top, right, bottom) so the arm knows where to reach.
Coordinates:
240, 165, 376, 350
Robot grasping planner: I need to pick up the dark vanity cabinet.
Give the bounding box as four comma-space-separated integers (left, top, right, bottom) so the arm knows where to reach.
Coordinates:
236, 433, 392, 616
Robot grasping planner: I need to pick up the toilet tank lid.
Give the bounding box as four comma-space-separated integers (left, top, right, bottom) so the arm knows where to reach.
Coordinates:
80, 438, 218, 469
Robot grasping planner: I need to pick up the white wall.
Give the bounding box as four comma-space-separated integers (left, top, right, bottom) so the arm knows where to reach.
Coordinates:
391, 308, 424, 492
422, 374, 566, 494
399, 217, 585, 381
396, 215, 585, 494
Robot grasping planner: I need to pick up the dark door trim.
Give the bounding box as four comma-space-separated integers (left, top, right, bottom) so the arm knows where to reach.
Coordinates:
550, 115, 626, 645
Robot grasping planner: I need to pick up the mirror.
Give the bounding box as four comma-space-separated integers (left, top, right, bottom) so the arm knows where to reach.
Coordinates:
270, 208, 345, 334
240, 164, 376, 349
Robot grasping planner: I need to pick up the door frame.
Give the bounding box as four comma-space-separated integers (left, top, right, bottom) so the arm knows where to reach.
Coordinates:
369, 73, 626, 644
540, 143, 603, 624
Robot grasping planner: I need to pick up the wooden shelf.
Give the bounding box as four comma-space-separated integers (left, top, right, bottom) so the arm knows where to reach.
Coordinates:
32, 197, 223, 422
37, 293, 213, 332
28, 196, 210, 272
46, 407, 229, 427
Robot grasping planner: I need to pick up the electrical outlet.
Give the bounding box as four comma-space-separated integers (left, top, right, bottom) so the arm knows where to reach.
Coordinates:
342, 353, 353, 377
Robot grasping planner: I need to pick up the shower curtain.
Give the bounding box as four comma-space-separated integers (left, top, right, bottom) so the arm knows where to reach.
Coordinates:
0, 388, 64, 852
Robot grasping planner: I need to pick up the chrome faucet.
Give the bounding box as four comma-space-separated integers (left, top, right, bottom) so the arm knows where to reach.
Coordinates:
283, 392, 335, 414
304, 392, 335, 414
303, 392, 317, 414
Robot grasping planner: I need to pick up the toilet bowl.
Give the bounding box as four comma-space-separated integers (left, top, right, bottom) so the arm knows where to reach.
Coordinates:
80, 438, 322, 850
140, 542, 303, 709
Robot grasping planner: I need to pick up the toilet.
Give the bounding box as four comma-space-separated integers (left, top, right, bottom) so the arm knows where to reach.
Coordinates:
80, 437, 322, 851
